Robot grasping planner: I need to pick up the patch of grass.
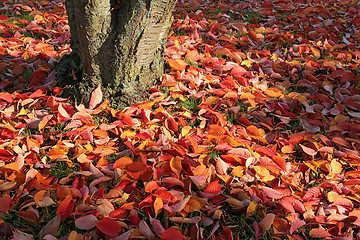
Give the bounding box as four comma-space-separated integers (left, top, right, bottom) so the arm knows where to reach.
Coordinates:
187, 118, 201, 128
106, 153, 118, 163
285, 86, 304, 95
57, 223, 74, 237
237, 100, 249, 113
184, 58, 200, 68
21, 68, 33, 79
242, 10, 263, 23
21, 126, 40, 136
173, 30, 187, 36
49, 161, 79, 180
225, 211, 274, 239
180, 98, 201, 113
208, 146, 220, 160
0, 210, 41, 236
285, 120, 301, 130
214, 54, 232, 62
93, 113, 114, 125
235, 31, 247, 38
53, 122, 70, 133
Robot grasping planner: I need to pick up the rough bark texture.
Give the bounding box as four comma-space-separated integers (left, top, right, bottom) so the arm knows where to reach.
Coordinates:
58, 0, 177, 107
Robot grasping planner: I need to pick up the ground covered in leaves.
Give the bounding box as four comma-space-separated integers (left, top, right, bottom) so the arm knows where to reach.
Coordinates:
0, 0, 360, 239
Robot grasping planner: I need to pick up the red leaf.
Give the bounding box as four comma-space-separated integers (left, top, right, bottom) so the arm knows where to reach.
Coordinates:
309, 228, 332, 238
256, 146, 275, 157
0, 92, 13, 103
0, 194, 11, 212
164, 196, 191, 213
299, 144, 317, 156
302, 186, 322, 201
261, 186, 283, 199
203, 180, 222, 194
290, 220, 306, 234
75, 215, 98, 230
0, 15, 10, 21
161, 227, 184, 240
150, 217, 165, 236
95, 218, 121, 237
139, 220, 155, 239
259, 213, 275, 231
57, 195, 75, 220
227, 148, 251, 159
289, 134, 304, 146
272, 156, 287, 172
89, 84, 103, 109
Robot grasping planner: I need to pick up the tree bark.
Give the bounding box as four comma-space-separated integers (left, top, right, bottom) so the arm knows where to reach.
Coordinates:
59, 0, 177, 107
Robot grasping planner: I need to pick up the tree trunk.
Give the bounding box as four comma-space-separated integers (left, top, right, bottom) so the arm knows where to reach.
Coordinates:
59, 0, 177, 107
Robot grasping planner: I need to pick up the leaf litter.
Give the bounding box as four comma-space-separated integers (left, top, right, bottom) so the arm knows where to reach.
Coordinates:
0, 0, 360, 239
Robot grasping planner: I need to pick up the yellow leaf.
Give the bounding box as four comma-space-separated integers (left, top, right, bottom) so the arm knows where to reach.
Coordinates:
121, 130, 136, 139
327, 191, 341, 202
16, 107, 27, 117
241, 59, 253, 68
330, 159, 342, 175
310, 47, 321, 58
246, 201, 257, 217
231, 166, 245, 177
254, 166, 275, 182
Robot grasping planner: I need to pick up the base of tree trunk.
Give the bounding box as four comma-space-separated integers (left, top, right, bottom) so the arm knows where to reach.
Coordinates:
56, 0, 177, 108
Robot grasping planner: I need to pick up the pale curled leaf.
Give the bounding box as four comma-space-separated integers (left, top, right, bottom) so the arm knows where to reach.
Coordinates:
89, 84, 103, 109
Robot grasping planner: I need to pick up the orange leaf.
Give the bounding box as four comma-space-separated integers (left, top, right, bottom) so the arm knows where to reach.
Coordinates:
208, 124, 227, 139
48, 147, 66, 161
185, 50, 200, 61
329, 159, 342, 175
112, 157, 133, 169
58, 103, 71, 119
246, 125, 263, 137
95, 218, 121, 237
299, 144, 317, 156
170, 156, 182, 178
310, 47, 321, 58
154, 197, 163, 217
184, 196, 206, 213
254, 166, 275, 182
167, 59, 188, 71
